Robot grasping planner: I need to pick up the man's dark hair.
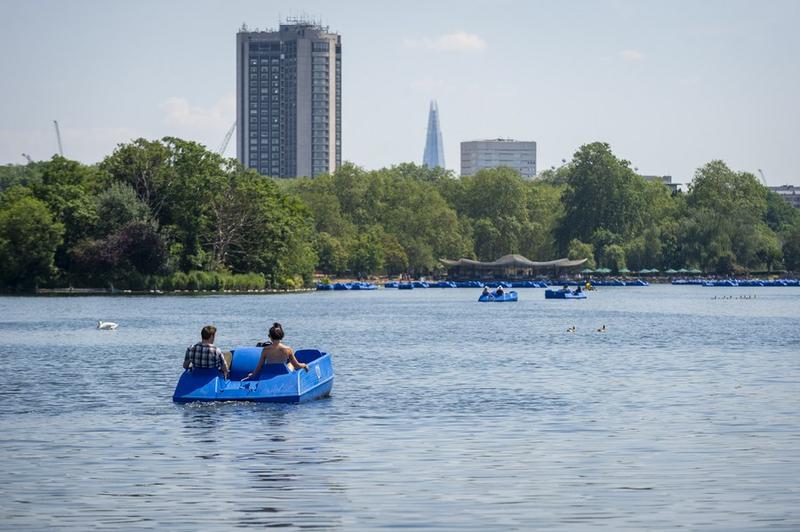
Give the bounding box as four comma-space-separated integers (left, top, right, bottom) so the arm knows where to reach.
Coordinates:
201, 325, 217, 340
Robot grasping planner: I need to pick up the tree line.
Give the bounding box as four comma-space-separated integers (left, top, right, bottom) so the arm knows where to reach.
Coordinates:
1, 139, 799, 291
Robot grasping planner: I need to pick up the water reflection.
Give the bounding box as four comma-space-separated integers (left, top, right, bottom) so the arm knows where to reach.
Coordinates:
175, 402, 347, 529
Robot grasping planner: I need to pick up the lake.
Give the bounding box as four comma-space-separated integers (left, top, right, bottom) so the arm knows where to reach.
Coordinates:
1, 285, 798, 530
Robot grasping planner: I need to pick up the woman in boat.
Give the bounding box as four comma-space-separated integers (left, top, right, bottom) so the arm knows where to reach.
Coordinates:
495, 285, 505, 296
482, 286, 490, 297
243, 323, 308, 380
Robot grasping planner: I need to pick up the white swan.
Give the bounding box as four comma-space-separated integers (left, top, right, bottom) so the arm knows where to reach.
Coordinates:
97, 321, 119, 330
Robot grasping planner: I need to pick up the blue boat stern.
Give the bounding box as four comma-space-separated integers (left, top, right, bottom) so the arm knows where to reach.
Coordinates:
173, 347, 334, 403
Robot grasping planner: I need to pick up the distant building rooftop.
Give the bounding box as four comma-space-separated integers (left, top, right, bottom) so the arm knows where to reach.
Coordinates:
769, 184, 800, 208
464, 138, 533, 143
642, 174, 682, 194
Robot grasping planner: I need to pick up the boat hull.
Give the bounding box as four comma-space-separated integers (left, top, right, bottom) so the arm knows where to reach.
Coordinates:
545, 289, 587, 299
173, 348, 334, 403
479, 291, 518, 302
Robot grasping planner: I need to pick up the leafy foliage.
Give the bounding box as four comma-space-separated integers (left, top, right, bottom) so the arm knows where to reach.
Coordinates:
0, 196, 64, 288
1, 138, 799, 291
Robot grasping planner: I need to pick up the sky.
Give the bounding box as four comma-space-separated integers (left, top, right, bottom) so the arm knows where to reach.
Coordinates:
1, 0, 799, 185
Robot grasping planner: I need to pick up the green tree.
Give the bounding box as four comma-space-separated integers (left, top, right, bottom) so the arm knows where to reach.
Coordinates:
315, 232, 349, 274
568, 239, 595, 269
683, 161, 773, 271
783, 225, 800, 271
473, 218, 503, 261
764, 191, 800, 234
602, 244, 626, 272
624, 227, 663, 271
522, 182, 563, 260
556, 142, 649, 249
0, 196, 64, 288
31, 156, 101, 274
753, 224, 783, 271
348, 226, 385, 275
94, 182, 154, 237
382, 233, 409, 274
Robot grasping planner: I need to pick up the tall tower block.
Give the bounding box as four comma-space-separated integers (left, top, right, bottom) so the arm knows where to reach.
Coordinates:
237, 20, 341, 178
422, 100, 445, 168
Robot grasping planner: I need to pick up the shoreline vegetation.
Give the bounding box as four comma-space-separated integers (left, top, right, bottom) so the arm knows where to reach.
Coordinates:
2, 138, 799, 294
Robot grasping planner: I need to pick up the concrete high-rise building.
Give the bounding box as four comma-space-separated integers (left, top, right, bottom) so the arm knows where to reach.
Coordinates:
422, 101, 445, 168
769, 185, 800, 209
460, 139, 537, 179
236, 20, 341, 178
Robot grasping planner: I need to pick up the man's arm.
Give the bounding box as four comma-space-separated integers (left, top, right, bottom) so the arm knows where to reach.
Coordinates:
218, 349, 230, 379
183, 348, 191, 369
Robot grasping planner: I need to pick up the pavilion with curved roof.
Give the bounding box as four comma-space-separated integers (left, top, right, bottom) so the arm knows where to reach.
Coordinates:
440, 254, 587, 280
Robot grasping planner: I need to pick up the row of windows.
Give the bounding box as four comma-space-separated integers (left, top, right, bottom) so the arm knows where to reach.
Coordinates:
249, 75, 280, 81
248, 42, 281, 52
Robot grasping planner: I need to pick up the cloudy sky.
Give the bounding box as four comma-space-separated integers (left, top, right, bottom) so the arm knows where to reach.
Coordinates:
1, 0, 799, 185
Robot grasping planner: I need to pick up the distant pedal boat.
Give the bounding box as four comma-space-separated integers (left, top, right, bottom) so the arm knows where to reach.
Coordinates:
545, 289, 587, 300
172, 346, 334, 403
478, 291, 518, 302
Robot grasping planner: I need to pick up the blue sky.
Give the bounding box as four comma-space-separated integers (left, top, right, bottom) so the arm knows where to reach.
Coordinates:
1, 0, 799, 185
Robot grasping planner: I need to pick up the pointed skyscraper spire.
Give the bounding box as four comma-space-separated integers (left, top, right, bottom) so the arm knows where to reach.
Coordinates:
422, 100, 445, 168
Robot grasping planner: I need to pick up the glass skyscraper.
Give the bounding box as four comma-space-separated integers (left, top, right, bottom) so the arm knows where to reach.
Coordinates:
236, 20, 341, 178
422, 100, 445, 169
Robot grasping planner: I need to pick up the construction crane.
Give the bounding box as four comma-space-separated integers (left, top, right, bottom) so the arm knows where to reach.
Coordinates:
53, 120, 64, 156
217, 121, 236, 156
757, 169, 768, 186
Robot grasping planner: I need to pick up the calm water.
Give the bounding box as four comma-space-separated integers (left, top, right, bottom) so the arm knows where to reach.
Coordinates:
1, 285, 799, 530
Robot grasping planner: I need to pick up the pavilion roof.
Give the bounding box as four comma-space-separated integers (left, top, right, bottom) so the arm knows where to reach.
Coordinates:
440, 254, 587, 269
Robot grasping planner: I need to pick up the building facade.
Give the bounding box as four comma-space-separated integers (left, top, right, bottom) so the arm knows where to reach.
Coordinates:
769, 185, 800, 209
460, 139, 537, 179
642, 174, 682, 194
422, 101, 445, 168
236, 20, 341, 178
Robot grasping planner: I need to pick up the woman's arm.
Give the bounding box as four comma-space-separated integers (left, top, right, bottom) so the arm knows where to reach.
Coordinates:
286, 347, 308, 371
242, 347, 269, 380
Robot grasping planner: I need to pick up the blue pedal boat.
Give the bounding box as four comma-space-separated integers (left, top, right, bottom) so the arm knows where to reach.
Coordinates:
545, 289, 587, 300
479, 291, 518, 302
350, 282, 377, 290
173, 346, 334, 403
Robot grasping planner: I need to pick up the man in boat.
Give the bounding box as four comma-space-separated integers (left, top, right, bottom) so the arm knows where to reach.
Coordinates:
496, 285, 505, 296
481, 286, 490, 297
183, 325, 230, 379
